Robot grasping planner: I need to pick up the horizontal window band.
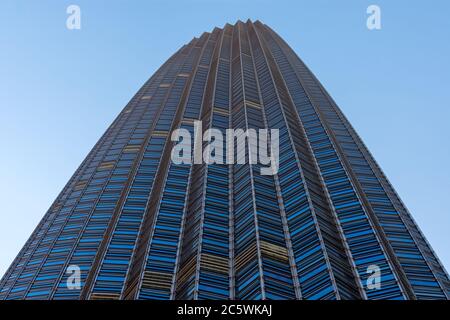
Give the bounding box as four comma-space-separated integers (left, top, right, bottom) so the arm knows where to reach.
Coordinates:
213, 108, 229, 116
259, 241, 289, 262
123, 145, 141, 153
200, 254, 229, 274
97, 162, 115, 170
176, 256, 197, 284
90, 292, 120, 300
181, 118, 196, 125
152, 131, 169, 137
141, 271, 173, 290
74, 183, 87, 191
245, 100, 262, 109
235, 243, 258, 271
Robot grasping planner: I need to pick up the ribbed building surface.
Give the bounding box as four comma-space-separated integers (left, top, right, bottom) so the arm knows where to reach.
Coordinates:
1, 20, 449, 300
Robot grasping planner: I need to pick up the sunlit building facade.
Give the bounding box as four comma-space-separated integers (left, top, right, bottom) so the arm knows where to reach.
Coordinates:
1, 20, 449, 300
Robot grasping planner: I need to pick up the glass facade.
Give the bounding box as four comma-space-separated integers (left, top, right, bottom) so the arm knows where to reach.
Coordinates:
0, 20, 449, 300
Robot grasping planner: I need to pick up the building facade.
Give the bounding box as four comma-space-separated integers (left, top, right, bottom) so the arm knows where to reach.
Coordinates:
1, 20, 449, 300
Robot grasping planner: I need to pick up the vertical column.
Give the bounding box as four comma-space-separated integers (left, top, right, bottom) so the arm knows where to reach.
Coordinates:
255, 21, 408, 300
174, 28, 227, 300
229, 22, 297, 300
120, 30, 220, 300
190, 26, 233, 300
82, 34, 208, 300
248, 21, 364, 300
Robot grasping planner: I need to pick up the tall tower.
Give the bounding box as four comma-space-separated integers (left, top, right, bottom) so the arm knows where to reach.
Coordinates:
1, 20, 448, 300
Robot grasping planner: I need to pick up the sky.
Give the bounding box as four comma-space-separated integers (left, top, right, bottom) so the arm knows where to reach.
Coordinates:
0, 0, 449, 279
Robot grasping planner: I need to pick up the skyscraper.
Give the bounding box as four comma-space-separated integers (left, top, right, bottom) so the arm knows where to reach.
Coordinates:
0, 20, 448, 300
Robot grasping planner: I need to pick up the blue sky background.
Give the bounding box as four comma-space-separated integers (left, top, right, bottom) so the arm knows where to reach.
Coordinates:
0, 0, 449, 278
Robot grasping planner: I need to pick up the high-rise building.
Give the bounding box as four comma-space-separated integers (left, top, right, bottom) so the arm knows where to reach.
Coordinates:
1, 20, 449, 300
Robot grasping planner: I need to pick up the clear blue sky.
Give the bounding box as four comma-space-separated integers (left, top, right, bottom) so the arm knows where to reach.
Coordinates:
0, 0, 449, 278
